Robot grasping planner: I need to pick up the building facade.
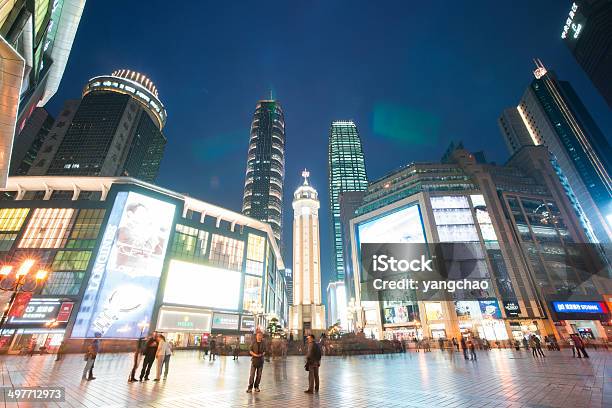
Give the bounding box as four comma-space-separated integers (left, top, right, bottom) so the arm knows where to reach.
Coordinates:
348, 146, 610, 343
326, 280, 347, 331
9, 108, 54, 176
499, 62, 612, 249
0, 176, 287, 353
242, 100, 285, 243
27, 70, 168, 183
328, 121, 368, 281
560, 1, 612, 109
285, 268, 293, 306
0, 0, 85, 186
289, 170, 326, 335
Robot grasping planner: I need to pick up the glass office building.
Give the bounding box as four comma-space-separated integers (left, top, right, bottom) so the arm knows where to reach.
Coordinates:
27, 70, 168, 183
0, 176, 287, 353
499, 63, 612, 250
242, 100, 285, 243
328, 121, 368, 281
560, 0, 612, 109
347, 145, 609, 343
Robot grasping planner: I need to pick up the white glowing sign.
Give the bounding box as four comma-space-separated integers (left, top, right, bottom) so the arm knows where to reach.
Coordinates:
561, 3, 582, 39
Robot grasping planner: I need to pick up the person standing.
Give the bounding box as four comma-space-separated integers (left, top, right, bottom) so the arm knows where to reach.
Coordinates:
452, 337, 459, 351
460, 337, 468, 360
530, 335, 545, 358
161, 340, 173, 379
246, 331, 266, 393
573, 334, 589, 358
468, 339, 477, 361
128, 337, 145, 382
209, 338, 216, 361
233, 344, 240, 360
139, 334, 158, 381
304, 334, 322, 394
154, 334, 170, 381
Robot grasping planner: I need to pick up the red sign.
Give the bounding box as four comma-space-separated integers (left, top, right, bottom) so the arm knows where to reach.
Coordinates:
7, 293, 33, 318
56, 302, 74, 323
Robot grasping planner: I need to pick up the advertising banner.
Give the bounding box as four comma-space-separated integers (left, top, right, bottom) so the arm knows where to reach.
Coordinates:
71, 191, 175, 339
157, 308, 212, 332
8, 297, 64, 324
7, 293, 33, 318
211, 313, 239, 330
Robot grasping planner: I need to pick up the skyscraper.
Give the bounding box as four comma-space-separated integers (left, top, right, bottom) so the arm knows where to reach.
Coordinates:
9, 108, 54, 176
499, 61, 612, 246
328, 121, 368, 281
289, 170, 326, 336
560, 1, 612, 109
0, 0, 86, 186
242, 99, 285, 243
28, 70, 168, 183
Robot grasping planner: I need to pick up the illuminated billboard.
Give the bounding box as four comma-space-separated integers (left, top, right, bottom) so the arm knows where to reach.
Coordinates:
163, 259, 241, 310
357, 204, 426, 244
72, 191, 175, 339
19, 208, 75, 248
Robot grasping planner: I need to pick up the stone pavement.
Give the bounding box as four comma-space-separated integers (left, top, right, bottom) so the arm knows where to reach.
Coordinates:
0, 348, 609, 407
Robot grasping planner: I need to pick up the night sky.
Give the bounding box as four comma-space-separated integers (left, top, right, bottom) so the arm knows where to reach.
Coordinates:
47, 1, 612, 304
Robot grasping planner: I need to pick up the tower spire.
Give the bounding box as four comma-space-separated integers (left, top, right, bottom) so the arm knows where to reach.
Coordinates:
302, 169, 310, 185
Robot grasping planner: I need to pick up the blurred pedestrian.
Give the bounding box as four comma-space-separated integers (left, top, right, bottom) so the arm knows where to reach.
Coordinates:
460, 337, 469, 360
55, 341, 66, 361
233, 344, 240, 360
468, 339, 477, 361
82, 333, 101, 381
452, 337, 459, 351
154, 334, 171, 381
128, 337, 145, 382
572, 334, 589, 358
209, 338, 216, 361
304, 334, 322, 393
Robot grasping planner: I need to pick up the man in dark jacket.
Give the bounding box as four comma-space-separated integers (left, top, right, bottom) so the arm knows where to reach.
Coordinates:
304, 334, 322, 393
139, 334, 158, 381
246, 331, 266, 393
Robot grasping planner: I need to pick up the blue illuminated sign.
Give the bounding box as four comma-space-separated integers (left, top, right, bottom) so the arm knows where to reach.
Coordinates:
552, 301, 606, 314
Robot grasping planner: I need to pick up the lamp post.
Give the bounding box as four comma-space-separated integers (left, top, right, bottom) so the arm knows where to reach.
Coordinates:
0, 259, 48, 331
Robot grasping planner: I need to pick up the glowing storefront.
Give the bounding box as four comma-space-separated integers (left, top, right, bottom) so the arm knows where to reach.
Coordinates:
0, 176, 287, 352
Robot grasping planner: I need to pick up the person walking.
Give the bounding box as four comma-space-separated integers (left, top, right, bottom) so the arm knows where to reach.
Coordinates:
233, 344, 240, 360
452, 337, 459, 351
154, 334, 171, 381
55, 341, 66, 361
209, 338, 216, 361
246, 331, 266, 393
304, 334, 322, 394
530, 335, 545, 358
128, 337, 145, 382
82, 333, 101, 381
468, 339, 477, 361
139, 334, 158, 381
161, 340, 173, 379
460, 337, 468, 360
572, 334, 589, 358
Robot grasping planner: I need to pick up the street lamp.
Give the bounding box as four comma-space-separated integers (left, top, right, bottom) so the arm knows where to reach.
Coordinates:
0, 259, 49, 331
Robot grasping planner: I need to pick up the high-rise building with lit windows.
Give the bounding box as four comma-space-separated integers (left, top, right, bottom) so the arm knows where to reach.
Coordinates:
328, 120, 368, 281
241, 100, 285, 243
498, 61, 612, 248
27, 70, 167, 183
560, 0, 612, 109
0, 0, 86, 186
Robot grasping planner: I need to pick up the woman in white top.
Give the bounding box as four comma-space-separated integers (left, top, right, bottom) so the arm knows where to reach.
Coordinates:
154, 334, 169, 381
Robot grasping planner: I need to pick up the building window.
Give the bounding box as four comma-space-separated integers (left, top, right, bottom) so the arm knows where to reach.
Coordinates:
66, 209, 106, 249
209, 234, 244, 271
0, 208, 29, 251
243, 275, 262, 312
43, 271, 85, 296
169, 224, 209, 262
18, 208, 75, 249
51, 251, 92, 271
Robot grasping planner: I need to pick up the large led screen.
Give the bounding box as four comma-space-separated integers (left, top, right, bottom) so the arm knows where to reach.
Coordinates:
71, 192, 175, 339
357, 204, 426, 244
163, 259, 241, 310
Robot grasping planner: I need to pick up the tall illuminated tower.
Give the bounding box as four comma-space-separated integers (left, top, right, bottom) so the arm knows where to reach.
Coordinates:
328, 120, 368, 281
242, 99, 285, 243
27, 70, 168, 183
498, 61, 612, 247
289, 170, 326, 336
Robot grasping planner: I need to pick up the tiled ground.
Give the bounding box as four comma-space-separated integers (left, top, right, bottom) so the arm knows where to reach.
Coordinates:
0, 348, 609, 407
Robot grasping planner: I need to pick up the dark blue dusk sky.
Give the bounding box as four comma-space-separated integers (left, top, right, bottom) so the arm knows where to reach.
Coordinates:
48, 1, 612, 300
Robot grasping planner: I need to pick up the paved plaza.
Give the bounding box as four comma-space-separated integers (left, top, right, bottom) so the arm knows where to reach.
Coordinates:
0, 349, 609, 407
